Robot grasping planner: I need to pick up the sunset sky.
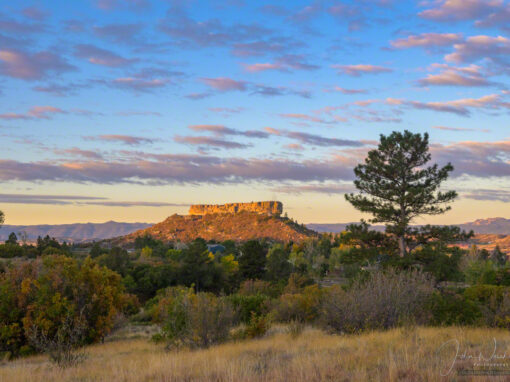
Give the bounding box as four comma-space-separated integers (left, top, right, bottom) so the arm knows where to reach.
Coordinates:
1, 0, 510, 225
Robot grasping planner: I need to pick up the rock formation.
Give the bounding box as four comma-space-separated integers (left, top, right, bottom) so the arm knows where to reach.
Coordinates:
189, 201, 283, 216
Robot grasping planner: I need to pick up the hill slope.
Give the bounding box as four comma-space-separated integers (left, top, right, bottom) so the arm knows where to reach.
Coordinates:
116, 212, 317, 244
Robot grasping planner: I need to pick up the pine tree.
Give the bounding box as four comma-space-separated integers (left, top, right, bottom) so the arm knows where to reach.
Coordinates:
345, 130, 457, 256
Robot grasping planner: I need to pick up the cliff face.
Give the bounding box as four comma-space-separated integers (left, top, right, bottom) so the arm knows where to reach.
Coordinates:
189, 201, 282, 216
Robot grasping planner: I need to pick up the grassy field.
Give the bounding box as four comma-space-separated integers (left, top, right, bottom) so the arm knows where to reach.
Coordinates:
1, 326, 510, 381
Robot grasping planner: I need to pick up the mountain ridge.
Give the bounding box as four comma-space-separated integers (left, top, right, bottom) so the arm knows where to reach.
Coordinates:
0, 217, 508, 243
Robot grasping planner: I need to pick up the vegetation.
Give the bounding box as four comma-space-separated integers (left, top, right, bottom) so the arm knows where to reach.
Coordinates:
345, 130, 468, 256
2, 326, 510, 381
0, 130, 509, 376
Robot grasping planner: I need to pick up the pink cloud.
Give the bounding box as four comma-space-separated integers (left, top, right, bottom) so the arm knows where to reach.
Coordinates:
419, 0, 502, 22
445, 35, 510, 64
85, 135, 155, 145
418, 65, 492, 87
0, 49, 74, 80
201, 77, 247, 91
0, 106, 65, 120
391, 33, 463, 49
174, 135, 251, 149
332, 64, 392, 76
74, 44, 136, 67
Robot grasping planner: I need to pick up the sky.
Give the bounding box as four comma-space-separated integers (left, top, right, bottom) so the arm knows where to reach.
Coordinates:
1, 0, 510, 225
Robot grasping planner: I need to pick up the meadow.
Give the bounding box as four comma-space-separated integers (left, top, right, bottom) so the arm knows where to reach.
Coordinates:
1, 325, 510, 382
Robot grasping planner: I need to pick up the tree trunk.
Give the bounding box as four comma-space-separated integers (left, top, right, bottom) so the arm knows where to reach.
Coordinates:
398, 235, 406, 257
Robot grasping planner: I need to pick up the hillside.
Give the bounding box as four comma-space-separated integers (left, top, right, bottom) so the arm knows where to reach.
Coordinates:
115, 212, 317, 244
0, 221, 152, 243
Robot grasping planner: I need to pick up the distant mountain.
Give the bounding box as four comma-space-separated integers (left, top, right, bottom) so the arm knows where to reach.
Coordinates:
307, 217, 510, 235
459, 218, 510, 235
306, 223, 384, 233
0, 221, 152, 243
113, 212, 317, 245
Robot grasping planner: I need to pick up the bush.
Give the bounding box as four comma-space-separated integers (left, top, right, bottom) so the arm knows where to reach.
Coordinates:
272, 284, 324, 323
464, 285, 510, 328
321, 268, 434, 333
154, 287, 235, 348
427, 290, 481, 326
0, 255, 131, 357
236, 312, 270, 340
228, 294, 269, 323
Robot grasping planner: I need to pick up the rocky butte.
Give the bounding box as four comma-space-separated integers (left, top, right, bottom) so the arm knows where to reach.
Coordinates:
189, 201, 283, 216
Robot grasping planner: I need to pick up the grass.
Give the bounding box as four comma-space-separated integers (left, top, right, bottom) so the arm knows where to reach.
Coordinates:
1, 326, 510, 381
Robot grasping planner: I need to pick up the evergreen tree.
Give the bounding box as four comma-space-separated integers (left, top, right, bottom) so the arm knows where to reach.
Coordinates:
6, 232, 17, 245
345, 130, 458, 256
239, 240, 266, 279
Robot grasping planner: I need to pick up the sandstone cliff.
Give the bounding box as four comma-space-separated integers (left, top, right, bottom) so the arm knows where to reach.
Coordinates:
189, 201, 282, 216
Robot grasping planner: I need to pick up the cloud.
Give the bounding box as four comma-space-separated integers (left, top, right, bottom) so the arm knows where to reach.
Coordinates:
272, 183, 355, 195
201, 77, 248, 91
390, 33, 463, 50
0, 153, 358, 185
332, 64, 392, 76
418, 65, 493, 87
200, 77, 311, 98
0, 49, 75, 80
188, 125, 268, 138
174, 135, 251, 149
0, 193, 186, 207
283, 143, 305, 151
185, 92, 211, 100
74, 44, 136, 67
32, 83, 85, 96
208, 107, 245, 115
445, 35, 510, 65
432, 140, 510, 178
419, 0, 502, 22
243, 54, 318, 73
82, 201, 187, 207
462, 189, 510, 203
95, 0, 150, 11
328, 87, 368, 95
432, 126, 490, 132
0, 106, 65, 120
328, 3, 366, 31
0, 193, 105, 205
115, 111, 162, 117
279, 113, 342, 125
21, 6, 49, 21
266, 127, 364, 147
0, 12, 46, 33
92, 23, 144, 43
85, 135, 155, 145
54, 148, 104, 160
407, 94, 507, 116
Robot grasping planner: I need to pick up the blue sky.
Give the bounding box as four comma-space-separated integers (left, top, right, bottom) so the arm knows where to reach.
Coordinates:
1, 0, 510, 225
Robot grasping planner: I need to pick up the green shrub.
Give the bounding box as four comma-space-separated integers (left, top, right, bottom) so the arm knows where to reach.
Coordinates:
228, 294, 269, 324
427, 290, 481, 326
239, 312, 270, 339
464, 285, 510, 328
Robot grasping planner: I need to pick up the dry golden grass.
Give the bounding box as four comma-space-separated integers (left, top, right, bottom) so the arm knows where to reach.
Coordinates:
1, 326, 510, 381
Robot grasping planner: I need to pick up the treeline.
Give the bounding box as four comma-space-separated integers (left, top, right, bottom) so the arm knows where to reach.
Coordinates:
0, 232, 71, 258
